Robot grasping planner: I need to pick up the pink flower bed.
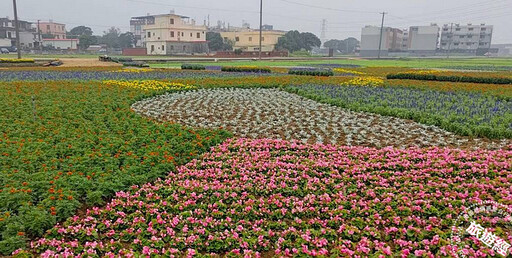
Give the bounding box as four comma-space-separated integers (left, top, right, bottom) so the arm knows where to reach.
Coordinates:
25, 139, 511, 257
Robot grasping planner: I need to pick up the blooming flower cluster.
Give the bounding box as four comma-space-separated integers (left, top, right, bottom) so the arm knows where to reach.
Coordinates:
103, 80, 196, 91
332, 68, 366, 75
341, 76, 384, 87
113, 68, 155, 73
132, 88, 510, 149
25, 138, 512, 257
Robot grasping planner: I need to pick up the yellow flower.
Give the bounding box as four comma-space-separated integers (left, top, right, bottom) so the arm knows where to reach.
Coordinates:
0, 58, 35, 63
103, 80, 196, 91
341, 76, 384, 87
332, 68, 366, 75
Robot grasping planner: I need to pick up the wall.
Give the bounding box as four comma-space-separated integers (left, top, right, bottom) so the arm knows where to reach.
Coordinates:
408, 26, 439, 51
123, 48, 147, 56
39, 22, 66, 39
43, 39, 78, 50
220, 30, 285, 51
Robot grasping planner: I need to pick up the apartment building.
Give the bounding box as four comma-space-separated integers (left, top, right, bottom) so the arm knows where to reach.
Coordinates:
38, 21, 67, 39
360, 26, 404, 57
220, 28, 285, 52
0, 17, 40, 49
407, 25, 440, 54
130, 12, 208, 55
440, 23, 493, 54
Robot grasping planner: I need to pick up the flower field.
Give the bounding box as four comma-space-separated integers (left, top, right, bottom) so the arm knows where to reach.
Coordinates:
1, 64, 511, 256
0, 80, 230, 254
132, 88, 510, 149
21, 138, 512, 257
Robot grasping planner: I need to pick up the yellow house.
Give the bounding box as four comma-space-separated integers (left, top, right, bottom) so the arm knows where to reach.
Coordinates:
220, 30, 285, 51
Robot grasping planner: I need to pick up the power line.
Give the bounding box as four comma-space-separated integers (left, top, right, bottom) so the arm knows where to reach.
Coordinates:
278, 0, 379, 14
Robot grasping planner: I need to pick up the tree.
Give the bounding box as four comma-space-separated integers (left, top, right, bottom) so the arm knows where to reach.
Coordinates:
68, 26, 97, 50
119, 32, 135, 48
206, 32, 232, 51
300, 32, 321, 51
99, 27, 121, 49
276, 30, 321, 52
324, 37, 359, 54
69, 26, 93, 37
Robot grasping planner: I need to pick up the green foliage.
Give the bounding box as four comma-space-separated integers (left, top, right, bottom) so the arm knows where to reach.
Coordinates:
0, 80, 231, 254
181, 64, 206, 70
387, 73, 512, 84
206, 32, 233, 51
275, 30, 321, 52
221, 66, 271, 73
288, 69, 334, 77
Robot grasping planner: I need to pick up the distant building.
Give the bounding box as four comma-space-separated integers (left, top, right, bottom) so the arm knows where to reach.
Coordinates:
440, 23, 493, 54
38, 21, 67, 39
42, 38, 78, 50
220, 29, 285, 52
491, 44, 512, 57
131, 12, 208, 55
360, 26, 404, 57
407, 25, 440, 54
0, 17, 40, 49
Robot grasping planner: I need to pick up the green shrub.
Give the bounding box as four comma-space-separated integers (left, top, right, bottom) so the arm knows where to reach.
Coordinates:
221, 66, 271, 73
288, 69, 334, 77
387, 73, 512, 84
181, 64, 206, 70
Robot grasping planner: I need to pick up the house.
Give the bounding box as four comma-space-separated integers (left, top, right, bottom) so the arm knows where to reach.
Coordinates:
0, 17, 40, 49
131, 12, 208, 55
42, 38, 78, 50
360, 26, 405, 57
440, 23, 493, 54
37, 20, 67, 39
220, 27, 285, 52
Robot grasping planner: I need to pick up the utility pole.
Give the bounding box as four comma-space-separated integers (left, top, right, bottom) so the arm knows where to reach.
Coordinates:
321, 19, 326, 44
447, 23, 453, 58
377, 12, 387, 59
37, 20, 42, 52
258, 0, 263, 60
12, 0, 22, 59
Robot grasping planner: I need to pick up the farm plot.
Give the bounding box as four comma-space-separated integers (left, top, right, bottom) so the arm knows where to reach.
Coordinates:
132, 88, 510, 149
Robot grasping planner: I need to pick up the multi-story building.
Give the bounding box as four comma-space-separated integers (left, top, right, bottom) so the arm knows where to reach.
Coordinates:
38, 20, 67, 39
0, 17, 40, 49
131, 12, 208, 55
360, 26, 404, 56
220, 28, 285, 52
407, 24, 440, 54
440, 23, 493, 54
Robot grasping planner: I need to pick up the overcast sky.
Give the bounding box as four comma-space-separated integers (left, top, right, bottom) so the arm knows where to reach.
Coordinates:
1, 0, 511, 43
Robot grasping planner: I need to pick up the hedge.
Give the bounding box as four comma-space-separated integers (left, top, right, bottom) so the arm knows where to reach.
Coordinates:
387, 73, 512, 85
0, 58, 35, 63
288, 69, 334, 77
221, 66, 271, 73
181, 64, 206, 70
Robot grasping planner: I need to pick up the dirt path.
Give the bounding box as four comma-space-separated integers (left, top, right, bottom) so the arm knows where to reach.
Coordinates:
59, 58, 122, 67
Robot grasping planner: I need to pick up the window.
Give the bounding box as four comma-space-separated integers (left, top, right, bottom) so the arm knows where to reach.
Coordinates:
235, 37, 240, 42
190, 33, 192, 37
468, 35, 473, 38
181, 32, 184, 37
248, 37, 252, 41
480, 35, 485, 39
479, 42, 485, 46
147, 32, 151, 38
197, 32, 200, 38
56, 35, 59, 39
468, 28, 474, 31
459, 35, 464, 38
7, 32, 11, 38
183, 45, 186, 51
170, 45, 174, 50
171, 31, 174, 37
455, 28, 461, 31
261, 37, 264, 41
47, 25, 50, 30
170, 18, 174, 24
151, 45, 155, 52
162, 45, 165, 51
481, 28, 486, 31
